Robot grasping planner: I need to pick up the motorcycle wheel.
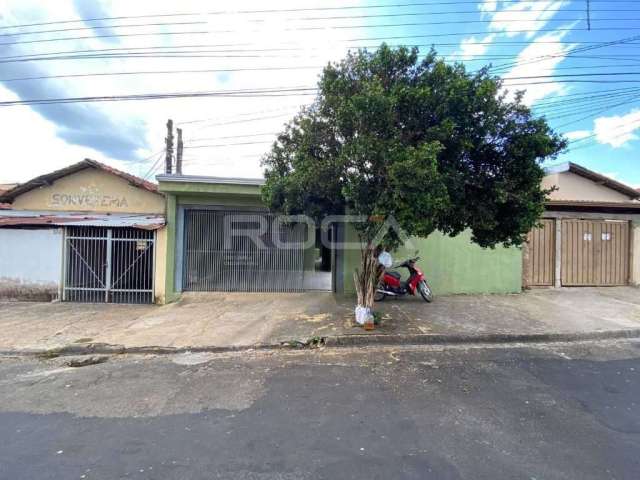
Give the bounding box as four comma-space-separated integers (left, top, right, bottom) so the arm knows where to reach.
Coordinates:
374, 283, 386, 302
418, 280, 433, 303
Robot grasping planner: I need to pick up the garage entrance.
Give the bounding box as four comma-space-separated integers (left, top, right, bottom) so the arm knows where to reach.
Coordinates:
526, 219, 630, 287
561, 219, 630, 286
182, 209, 306, 292
63, 227, 155, 303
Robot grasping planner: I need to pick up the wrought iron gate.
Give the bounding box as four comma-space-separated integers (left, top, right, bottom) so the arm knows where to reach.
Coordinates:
63, 227, 155, 303
183, 209, 305, 292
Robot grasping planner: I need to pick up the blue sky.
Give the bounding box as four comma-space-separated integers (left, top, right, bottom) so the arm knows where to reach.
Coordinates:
0, 0, 639, 188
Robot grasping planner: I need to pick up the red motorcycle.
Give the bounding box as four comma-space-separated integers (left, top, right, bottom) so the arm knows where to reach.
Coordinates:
375, 256, 433, 302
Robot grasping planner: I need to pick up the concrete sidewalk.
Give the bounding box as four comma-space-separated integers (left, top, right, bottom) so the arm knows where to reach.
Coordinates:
1, 287, 640, 354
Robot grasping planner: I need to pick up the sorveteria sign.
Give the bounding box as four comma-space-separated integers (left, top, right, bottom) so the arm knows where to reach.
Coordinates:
50, 193, 129, 208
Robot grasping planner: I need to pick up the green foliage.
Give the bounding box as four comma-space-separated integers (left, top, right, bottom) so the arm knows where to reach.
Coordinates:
262, 44, 566, 249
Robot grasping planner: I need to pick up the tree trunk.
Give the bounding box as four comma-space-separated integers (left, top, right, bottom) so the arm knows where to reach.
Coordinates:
353, 243, 383, 309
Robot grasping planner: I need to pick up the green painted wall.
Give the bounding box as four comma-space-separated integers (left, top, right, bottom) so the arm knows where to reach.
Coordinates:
341, 224, 523, 296
164, 194, 180, 303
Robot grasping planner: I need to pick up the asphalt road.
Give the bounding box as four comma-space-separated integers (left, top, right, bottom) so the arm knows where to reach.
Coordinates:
0, 340, 639, 480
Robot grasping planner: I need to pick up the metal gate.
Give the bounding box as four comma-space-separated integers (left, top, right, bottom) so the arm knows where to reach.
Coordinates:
561, 220, 630, 286
63, 227, 155, 303
525, 218, 555, 287
183, 209, 305, 292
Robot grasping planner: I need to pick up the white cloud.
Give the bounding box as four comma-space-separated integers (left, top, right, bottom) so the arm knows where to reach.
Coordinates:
501, 29, 576, 106
455, 1, 569, 61
593, 110, 640, 148
0, 0, 365, 182
564, 130, 591, 141
479, 1, 498, 16
455, 34, 496, 61
490, 1, 569, 39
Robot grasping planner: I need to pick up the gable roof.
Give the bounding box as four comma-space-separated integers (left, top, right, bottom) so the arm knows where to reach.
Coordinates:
0, 159, 160, 203
545, 162, 640, 200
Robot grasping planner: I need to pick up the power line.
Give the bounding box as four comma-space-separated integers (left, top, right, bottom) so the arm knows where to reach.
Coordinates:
141, 149, 167, 180
534, 88, 640, 113
0, 65, 324, 82
0, 86, 319, 107
4, 42, 629, 65
0, 0, 632, 30
532, 86, 640, 107
4, 22, 640, 47
0, 29, 211, 47
189, 113, 300, 132
505, 72, 640, 80
0, 20, 207, 37
6, 38, 640, 63
553, 97, 640, 129
9, 64, 640, 84
488, 33, 640, 74
4, 30, 638, 64
8, 76, 640, 108
177, 105, 302, 125
187, 132, 279, 142
565, 118, 640, 152
9, 10, 640, 38
184, 140, 274, 149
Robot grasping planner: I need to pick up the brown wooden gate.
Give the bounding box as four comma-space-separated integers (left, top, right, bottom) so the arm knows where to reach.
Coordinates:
561, 220, 630, 286
525, 219, 556, 286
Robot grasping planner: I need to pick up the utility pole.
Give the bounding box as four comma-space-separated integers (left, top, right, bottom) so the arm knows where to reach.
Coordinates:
176, 127, 184, 175
165, 119, 174, 175
586, 0, 591, 31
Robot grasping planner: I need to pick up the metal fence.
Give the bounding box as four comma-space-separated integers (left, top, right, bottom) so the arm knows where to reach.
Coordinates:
63, 226, 155, 304
183, 209, 305, 292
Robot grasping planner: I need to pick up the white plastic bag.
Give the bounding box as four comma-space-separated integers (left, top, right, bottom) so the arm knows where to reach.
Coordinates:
378, 251, 393, 268
355, 305, 372, 325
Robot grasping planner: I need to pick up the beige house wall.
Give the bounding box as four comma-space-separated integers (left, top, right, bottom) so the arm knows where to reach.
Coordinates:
154, 227, 168, 304
634, 223, 640, 286
11, 168, 165, 214
542, 171, 633, 203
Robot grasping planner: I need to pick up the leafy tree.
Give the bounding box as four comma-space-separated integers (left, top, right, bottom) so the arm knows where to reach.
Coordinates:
261, 44, 566, 308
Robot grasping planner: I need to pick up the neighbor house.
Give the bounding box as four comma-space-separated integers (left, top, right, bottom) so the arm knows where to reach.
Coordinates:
524, 162, 640, 288
0, 159, 168, 303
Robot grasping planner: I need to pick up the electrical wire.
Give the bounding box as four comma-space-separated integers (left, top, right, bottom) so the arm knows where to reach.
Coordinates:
0, 86, 319, 107
141, 149, 166, 180
10, 10, 640, 38
4, 22, 640, 48
177, 105, 302, 125
184, 140, 274, 149
0, 20, 207, 37
9, 64, 640, 83
5, 31, 639, 64
6, 38, 640, 64
0, 0, 633, 30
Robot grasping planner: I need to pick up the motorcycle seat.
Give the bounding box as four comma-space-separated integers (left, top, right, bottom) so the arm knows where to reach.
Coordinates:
387, 271, 401, 280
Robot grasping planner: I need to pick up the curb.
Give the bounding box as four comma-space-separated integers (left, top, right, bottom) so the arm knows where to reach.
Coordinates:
2, 329, 640, 358
323, 328, 640, 347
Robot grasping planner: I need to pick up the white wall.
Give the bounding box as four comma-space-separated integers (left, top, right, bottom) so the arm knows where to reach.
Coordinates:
0, 228, 63, 299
